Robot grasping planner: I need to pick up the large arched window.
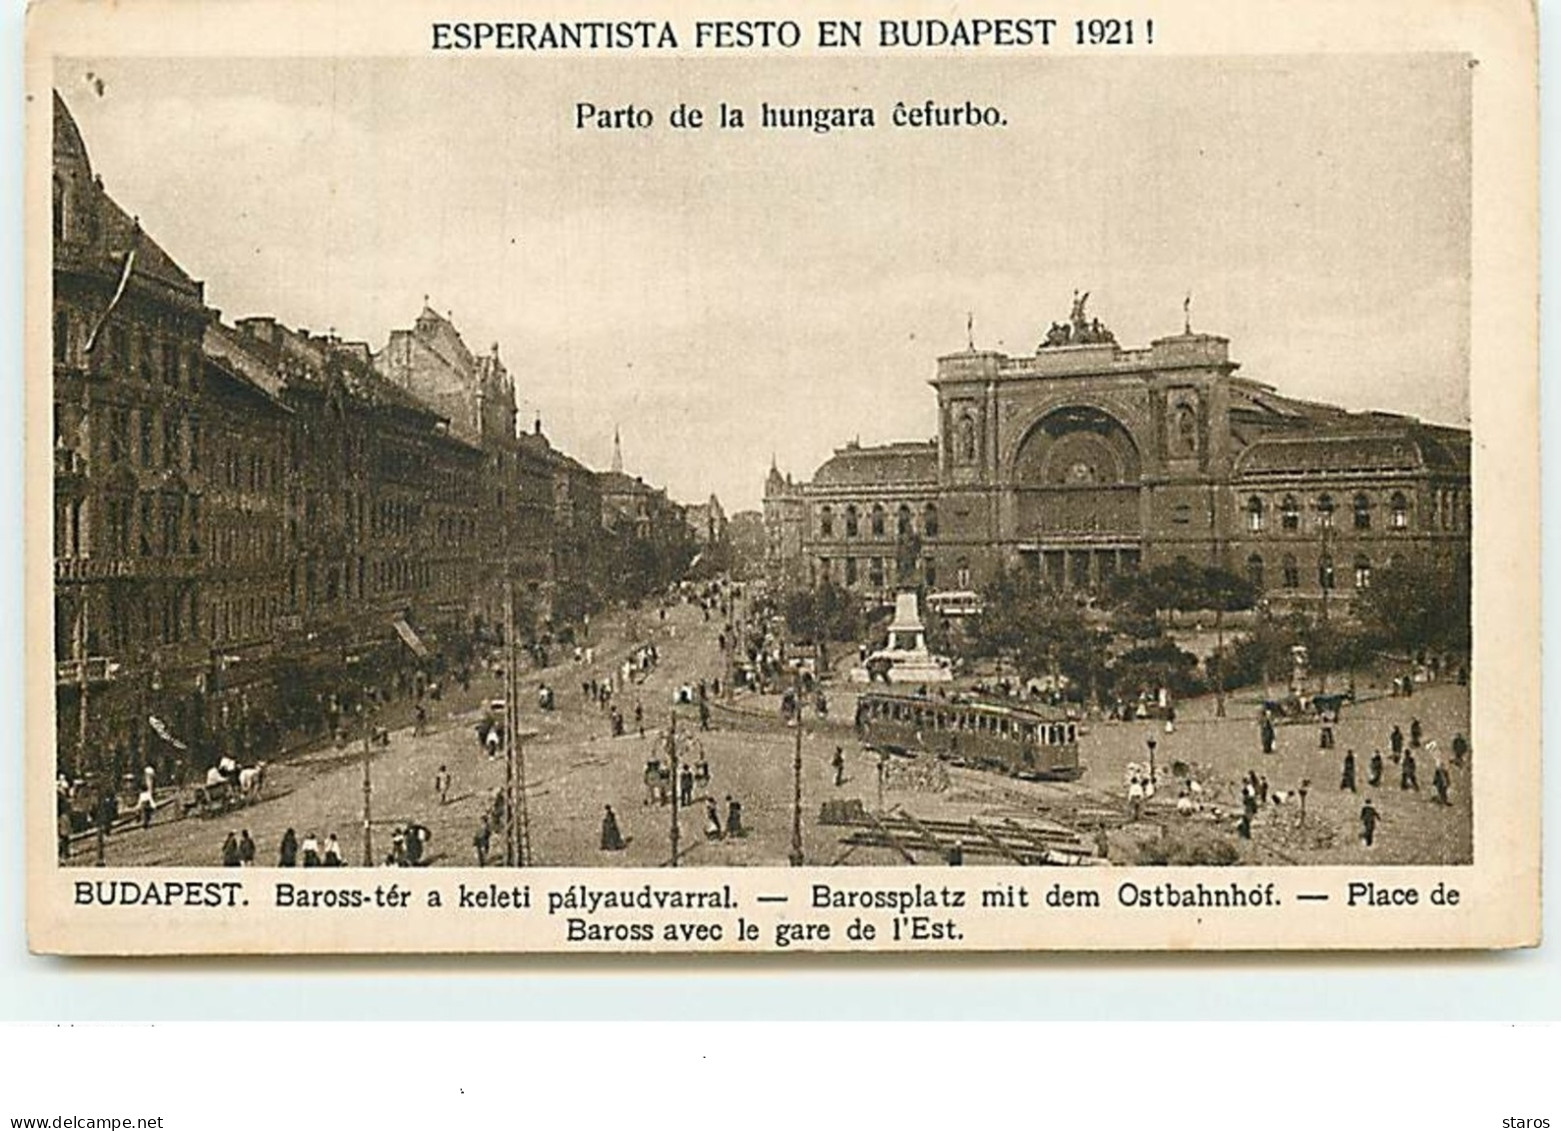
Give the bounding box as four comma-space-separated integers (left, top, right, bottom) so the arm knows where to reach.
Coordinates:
844, 505, 859, 538
1316, 494, 1336, 529
1281, 495, 1300, 532
1246, 496, 1265, 532
923, 503, 939, 538
1318, 553, 1335, 590
1353, 493, 1372, 530
1246, 553, 1264, 589
1282, 553, 1299, 589
1390, 491, 1409, 530
870, 503, 885, 537
819, 505, 833, 538
1353, 554, 1372, 589
897, 503, 913, 537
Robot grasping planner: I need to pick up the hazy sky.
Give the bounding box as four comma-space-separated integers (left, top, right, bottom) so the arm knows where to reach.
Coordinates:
58, 54, 1470, 511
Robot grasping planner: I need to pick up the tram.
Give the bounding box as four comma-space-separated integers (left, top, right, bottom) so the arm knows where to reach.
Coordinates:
854, 691, 1083, 781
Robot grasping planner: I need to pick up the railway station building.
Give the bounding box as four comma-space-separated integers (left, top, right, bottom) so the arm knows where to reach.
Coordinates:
765, 296, 1471, 609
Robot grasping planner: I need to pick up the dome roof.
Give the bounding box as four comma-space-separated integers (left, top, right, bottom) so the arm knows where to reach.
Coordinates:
812, 441, 937, 487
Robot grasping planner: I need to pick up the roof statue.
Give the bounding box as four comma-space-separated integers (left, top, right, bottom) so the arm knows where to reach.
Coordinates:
1039, 289, 1117, 351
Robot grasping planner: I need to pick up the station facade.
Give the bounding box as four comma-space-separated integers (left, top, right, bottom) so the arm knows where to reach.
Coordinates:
766, 299, 1471, 607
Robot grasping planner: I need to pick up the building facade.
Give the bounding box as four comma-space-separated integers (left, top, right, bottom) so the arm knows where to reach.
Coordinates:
52, 92, 216, 779
51, 90, 695, 779
766, 296, 1471, 608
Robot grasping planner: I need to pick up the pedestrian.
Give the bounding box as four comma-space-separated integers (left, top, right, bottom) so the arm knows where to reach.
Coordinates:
279, 827, 299, 867
142, 763, 156, 798
323, 833, 343, 866
239, 829, 256, 866
1340, 750, 1357, 792
1433, 762, 1451, 805
1401, 748, 1419, 791
1260, 717, 1276, 755
634, 703, 644, 737
474, 815, 491, 866
704, 798, 723, 840
435, 764, 451, 804
947, 839, 964, 866
136, 786, 155, 830
1452, 733, 1469, 767
493, 788, 507, 829
1319, 723, 1335, 750
1360, 798, 1380, 847
1258, 776, 1269, 805
301, 831, 321, 867
1237, 812, 1252, 840
1390, 725, 1404, 756
405, 824, 428, 866
221, 831, 240, 867
1410, 717, 1423, 748
725, 795, 743, 838
832, 746, 846, 787
1368, 750, 1384, 788
600, 805, 626, 851
485, 725, 501, 760
1127, 776, 1145, 823
679, 763, 694, 807
698, 699, 711, 732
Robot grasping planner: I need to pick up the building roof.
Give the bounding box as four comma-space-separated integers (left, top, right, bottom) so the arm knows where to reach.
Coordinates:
812, 441, 938, 487
596, 469, 662, 497
1234, 423, 1468, 478
54, 92, 203, 304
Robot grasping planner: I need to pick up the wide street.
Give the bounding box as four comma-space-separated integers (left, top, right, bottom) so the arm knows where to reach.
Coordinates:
76, 596, 1472, 870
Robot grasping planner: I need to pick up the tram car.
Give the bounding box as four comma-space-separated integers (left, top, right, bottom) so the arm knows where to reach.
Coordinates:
854, 691, 1083, 781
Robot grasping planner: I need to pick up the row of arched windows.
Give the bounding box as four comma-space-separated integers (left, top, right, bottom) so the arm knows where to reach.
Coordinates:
818, 501, 939, 540
1246, 551, 1398, 591
1246, 491, 1415, 534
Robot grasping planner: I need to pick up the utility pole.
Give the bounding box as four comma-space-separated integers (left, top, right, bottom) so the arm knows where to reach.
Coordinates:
668, 711, 680, 867
1214, 602, 1226, 718
361, 705, 373, 866
503, 572, 518, 867
790, 666, 804, 865
1318, 520, 1332, 695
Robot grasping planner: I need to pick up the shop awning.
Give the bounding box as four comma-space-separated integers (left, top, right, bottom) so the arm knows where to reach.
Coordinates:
393, 617, 431, 659
148, 715, 189, 752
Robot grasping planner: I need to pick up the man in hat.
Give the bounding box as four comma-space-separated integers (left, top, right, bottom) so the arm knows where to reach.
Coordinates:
1360, 798, 1381, 847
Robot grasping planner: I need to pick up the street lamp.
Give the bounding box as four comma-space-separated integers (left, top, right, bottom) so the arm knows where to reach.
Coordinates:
1146, 735, 1158, 787
789, 665, 805, 866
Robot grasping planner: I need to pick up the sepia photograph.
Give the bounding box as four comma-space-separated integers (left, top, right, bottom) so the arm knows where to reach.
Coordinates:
24, 0, 1538, 953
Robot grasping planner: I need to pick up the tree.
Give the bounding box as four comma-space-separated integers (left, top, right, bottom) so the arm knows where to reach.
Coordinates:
784, 580, 862, 645
1354, 553, 1470, 653
970, 569, 1110, 697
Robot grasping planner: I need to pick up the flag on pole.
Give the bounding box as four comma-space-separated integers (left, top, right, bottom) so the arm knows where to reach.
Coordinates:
84, 242, 137, 355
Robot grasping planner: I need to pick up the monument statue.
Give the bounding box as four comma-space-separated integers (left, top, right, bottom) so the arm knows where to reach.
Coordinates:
1039, 290, 1117, 351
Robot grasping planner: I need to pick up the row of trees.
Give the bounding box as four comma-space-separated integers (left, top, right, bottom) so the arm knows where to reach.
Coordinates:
962, 554, 1469, 702
776, 550, 1468, 700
